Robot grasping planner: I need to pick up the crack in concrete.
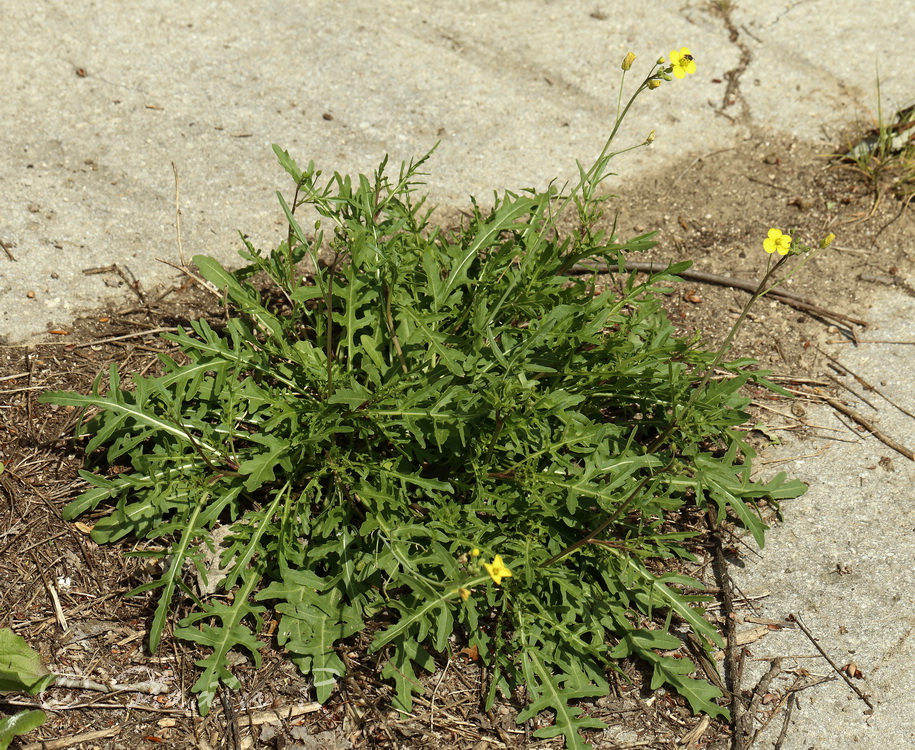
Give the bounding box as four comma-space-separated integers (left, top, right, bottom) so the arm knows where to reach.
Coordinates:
708, 1, 753, 123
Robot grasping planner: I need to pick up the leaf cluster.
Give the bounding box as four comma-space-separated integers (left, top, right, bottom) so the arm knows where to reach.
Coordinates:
41, 147, 805, 748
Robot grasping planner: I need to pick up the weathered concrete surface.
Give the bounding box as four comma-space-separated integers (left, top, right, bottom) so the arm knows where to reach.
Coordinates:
2, 1, 910, 342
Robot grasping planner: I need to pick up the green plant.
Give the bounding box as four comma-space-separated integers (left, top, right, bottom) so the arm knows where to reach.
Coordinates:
41, 51, 811, 748
837, 74, 915, 217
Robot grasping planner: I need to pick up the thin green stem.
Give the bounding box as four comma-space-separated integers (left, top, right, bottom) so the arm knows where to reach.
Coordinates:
483, 409, 504, 466
384, 282, 409, 374
549, 67, 661, 234
646, 253, 789, 454
325, 263, 335, 395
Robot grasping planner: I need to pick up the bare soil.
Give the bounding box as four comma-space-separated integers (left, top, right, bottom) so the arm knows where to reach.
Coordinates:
1, 132, 912, 750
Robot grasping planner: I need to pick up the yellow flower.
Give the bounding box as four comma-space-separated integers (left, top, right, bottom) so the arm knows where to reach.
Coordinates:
820, 233, 836, 249
483, 555, 513, 586
669, 47, 696, 79
458, 587, 471, 601
622, 52, 636, 71
648, 80, 662, 90
763, 228, 792, 255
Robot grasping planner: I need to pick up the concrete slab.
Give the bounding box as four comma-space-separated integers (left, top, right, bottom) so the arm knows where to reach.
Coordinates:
2, 1, 911, 342
733, 290, 915, 749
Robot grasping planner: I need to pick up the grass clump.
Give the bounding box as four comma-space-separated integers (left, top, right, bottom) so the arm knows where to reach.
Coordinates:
42, 52, 809, 749
835, 75, 915, 217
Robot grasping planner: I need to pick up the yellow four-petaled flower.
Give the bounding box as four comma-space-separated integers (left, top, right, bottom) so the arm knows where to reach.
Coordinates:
670, 48, 697, 79
484, 555, 513, 586
763, 228, 792, 255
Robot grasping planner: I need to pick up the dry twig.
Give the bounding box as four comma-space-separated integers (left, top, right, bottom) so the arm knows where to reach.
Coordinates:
788, 613, 874, 712
742, 658, 783, 750
172, 161, 186, 267
772, 692, 797, 750
22, 727, 120, 750
54, 676, 169, 695
568, 260, 869, 328
0, 237, 15, 261
821, 395, 915, 461
818, 345, 915, 421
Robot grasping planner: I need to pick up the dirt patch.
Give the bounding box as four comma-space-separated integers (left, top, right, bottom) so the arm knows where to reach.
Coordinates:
613, 133, 913, 370
1, 133, 912, 749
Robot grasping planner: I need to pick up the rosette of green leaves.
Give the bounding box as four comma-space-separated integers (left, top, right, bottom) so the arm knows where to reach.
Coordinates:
42, 148, 804, 747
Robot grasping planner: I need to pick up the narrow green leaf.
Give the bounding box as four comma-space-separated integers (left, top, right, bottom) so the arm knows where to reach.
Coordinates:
616, 553, 724, 649
272, 144, 302, 182
440, 194, 539, 300
144, 498, 205, 652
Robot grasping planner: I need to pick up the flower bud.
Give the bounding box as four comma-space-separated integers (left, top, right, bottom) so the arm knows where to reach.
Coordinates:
622, 52, 636, 71
645, 130, 656, 144
820, 233, 836, 249
648, 80, 662, 90
657, 56, 666, 65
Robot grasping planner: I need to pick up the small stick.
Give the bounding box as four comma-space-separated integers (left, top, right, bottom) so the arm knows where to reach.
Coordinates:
0, 371, 30, 382
219, 689, 242, 750
0, 698, 185, 714
15, 328, 179, 350
821, 395, 915, 461
28, 549, 67, 631
824, 371, 878, 411
47, 583, 67, 632
742, 658, 783, 750
0, 237, 15, 261
157, 256, 222, 297
243, 703, 322, 727
788, 613, 874, 711
786, 675, 837, 693
772, 692, 797, 750
71, 327, 179, 349
429, 657, 452, 731
21, 727, 120, 750
765, 376, 830, 386
81, 263, 146, 303
569, 260, 869, 327
117, 264, 146, 304
818, 346, 915, 421
54, 676, 168, 694
830, 338, 915, 345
